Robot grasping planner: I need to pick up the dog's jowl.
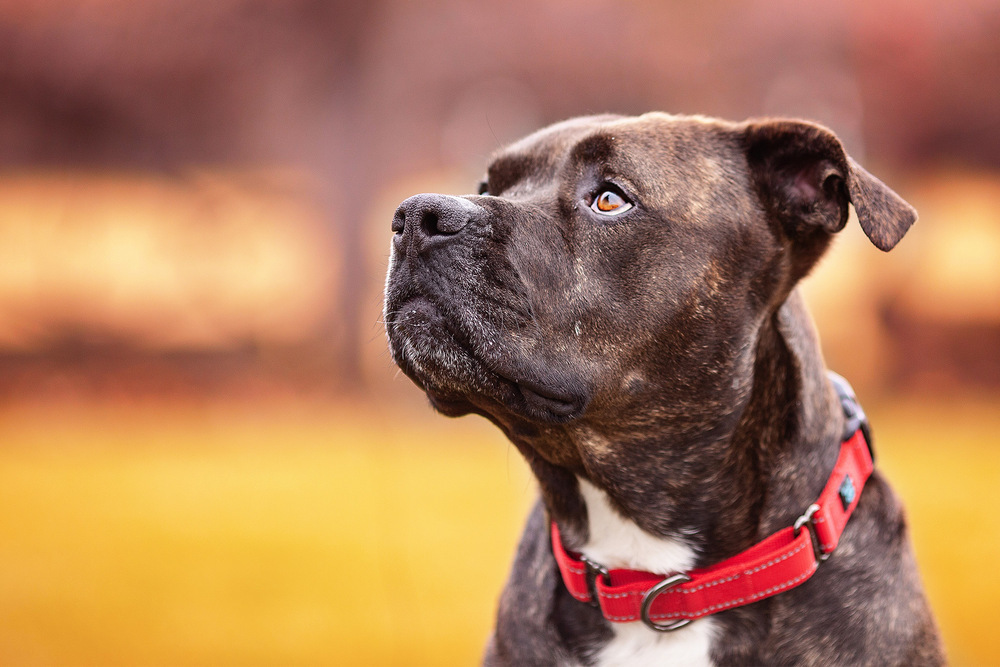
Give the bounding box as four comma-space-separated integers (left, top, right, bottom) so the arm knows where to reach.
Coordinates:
384, 113, 943, 666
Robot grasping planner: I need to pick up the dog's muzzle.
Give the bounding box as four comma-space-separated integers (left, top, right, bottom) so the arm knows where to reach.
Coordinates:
385, 192, 590, 424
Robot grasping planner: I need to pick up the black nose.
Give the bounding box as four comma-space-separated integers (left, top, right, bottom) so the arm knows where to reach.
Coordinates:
392, 193, 478, 244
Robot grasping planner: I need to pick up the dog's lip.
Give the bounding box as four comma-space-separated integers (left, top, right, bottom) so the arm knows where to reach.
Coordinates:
512, 377, 589, 422
517, 378, 574, 408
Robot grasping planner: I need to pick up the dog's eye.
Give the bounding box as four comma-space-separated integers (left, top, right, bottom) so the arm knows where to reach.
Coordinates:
591, 189, 632, 215
477, 181, 489, 195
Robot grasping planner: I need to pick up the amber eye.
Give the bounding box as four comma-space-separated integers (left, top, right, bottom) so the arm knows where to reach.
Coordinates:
591, 189, 632, 215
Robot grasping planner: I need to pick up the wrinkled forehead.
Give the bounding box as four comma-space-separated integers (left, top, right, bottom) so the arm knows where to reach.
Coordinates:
487, 113, 743, 199
484, 115, 617, 190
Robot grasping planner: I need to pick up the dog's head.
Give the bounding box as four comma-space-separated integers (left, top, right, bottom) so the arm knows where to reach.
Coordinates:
384, 113, 913, 468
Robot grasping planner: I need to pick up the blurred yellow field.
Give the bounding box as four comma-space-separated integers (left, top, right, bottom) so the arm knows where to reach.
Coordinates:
0, 400, 996, 666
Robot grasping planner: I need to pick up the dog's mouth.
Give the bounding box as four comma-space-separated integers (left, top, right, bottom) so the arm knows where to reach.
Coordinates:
385, 290, 589, 424
427, 372, 586, 423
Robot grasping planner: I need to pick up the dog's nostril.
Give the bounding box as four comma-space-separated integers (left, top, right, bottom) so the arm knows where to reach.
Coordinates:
391, 207, 405, 233
421, 210, 442, 237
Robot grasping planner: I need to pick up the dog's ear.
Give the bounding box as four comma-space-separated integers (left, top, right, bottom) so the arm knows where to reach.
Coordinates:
743, 119, 916, 252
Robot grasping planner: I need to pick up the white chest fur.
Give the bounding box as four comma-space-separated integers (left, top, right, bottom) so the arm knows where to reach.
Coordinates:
577, 478, 717, 667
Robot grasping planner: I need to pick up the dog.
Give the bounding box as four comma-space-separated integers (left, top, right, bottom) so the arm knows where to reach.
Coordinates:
383, 113, 943, 665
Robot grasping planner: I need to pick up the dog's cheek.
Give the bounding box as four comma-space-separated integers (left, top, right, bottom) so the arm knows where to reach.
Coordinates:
506, 223, 593, 346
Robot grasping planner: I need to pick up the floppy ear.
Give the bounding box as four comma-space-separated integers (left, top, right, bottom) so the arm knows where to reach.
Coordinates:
744, 119, 916, 252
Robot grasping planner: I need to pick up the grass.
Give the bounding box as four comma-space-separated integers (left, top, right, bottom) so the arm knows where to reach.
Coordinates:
0, 398, 996, 665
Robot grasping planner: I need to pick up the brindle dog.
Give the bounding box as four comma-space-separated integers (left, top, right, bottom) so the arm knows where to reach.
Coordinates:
384, 113, 943, 665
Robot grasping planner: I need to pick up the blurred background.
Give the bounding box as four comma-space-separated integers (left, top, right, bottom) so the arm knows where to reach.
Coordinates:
0, 0, 998, 664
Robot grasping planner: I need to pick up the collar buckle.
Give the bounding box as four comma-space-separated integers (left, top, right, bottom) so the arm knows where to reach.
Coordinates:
829, 371, 874, 461
579, 554, 610, 608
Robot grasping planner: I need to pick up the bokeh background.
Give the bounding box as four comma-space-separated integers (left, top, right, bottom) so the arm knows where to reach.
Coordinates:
1, 1, 998, 664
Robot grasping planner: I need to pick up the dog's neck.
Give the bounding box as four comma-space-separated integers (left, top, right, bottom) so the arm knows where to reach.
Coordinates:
522, 290, 845, 570
576, 476, 699, 573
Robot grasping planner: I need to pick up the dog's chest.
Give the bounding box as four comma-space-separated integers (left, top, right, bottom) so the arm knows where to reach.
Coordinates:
577, 478, 716, 667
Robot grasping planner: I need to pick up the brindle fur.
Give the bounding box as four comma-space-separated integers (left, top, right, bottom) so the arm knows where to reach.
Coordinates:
383, 113, 943, 665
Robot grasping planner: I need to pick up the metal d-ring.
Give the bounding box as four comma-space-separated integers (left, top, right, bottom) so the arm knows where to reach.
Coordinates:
640, 572, 693, 632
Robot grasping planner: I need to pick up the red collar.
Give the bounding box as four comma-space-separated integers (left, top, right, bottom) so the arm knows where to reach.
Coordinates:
551, 381, 874, 632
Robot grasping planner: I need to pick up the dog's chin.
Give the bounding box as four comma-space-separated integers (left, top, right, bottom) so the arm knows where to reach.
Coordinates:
424, 392, 476, 417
